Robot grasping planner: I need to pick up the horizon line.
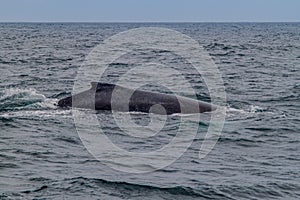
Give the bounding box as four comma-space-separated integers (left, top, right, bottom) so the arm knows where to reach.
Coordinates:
0, 21, 299, 23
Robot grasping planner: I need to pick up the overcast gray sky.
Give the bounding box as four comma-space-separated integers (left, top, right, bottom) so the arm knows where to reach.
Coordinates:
0, 0, 299, 22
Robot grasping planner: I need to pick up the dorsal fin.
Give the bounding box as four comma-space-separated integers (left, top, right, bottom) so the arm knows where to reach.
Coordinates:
90, 82, 98, 90
90, 82, 116, 91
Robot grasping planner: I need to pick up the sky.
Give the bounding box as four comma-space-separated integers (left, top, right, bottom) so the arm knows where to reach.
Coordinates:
0, 0, 299, 22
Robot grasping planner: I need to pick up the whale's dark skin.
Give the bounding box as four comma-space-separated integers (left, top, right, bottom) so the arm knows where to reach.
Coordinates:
58, 82, 217, 115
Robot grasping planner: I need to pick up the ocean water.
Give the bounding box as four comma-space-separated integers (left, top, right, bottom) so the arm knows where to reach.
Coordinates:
0, 23, 299, 199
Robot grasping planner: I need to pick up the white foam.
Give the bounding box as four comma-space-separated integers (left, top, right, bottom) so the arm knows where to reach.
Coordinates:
225, 104, 282, 121
0, 88, 71, 119
0, 109, 72, 119
0, 88, 45, 102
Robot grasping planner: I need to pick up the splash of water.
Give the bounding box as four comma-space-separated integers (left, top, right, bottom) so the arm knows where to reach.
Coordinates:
0, 88, 70, 119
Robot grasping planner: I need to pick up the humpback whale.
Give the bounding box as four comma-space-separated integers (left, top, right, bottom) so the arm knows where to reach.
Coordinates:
57, 82, 216, 114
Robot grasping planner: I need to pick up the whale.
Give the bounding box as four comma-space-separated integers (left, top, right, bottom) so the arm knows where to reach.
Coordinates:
57, 82, 217, 115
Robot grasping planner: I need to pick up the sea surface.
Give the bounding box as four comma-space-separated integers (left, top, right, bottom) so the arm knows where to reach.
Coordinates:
0, 23, 299, 199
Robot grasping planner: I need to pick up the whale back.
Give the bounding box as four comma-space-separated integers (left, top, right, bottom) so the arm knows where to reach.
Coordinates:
56, 82, 218, 114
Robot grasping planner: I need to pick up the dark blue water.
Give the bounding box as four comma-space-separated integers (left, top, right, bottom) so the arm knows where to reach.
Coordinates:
0, 23, 299, 199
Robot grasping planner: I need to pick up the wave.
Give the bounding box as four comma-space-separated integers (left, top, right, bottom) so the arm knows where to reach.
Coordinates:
12, 176, 299, 199
0, 88, 56, 111
0, 110, 71, 120
225, 104, 286, 117
226, 105, 267, 114
20, 177, 225, 199
217, 137, 264, 147
0, 88, 71, 120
